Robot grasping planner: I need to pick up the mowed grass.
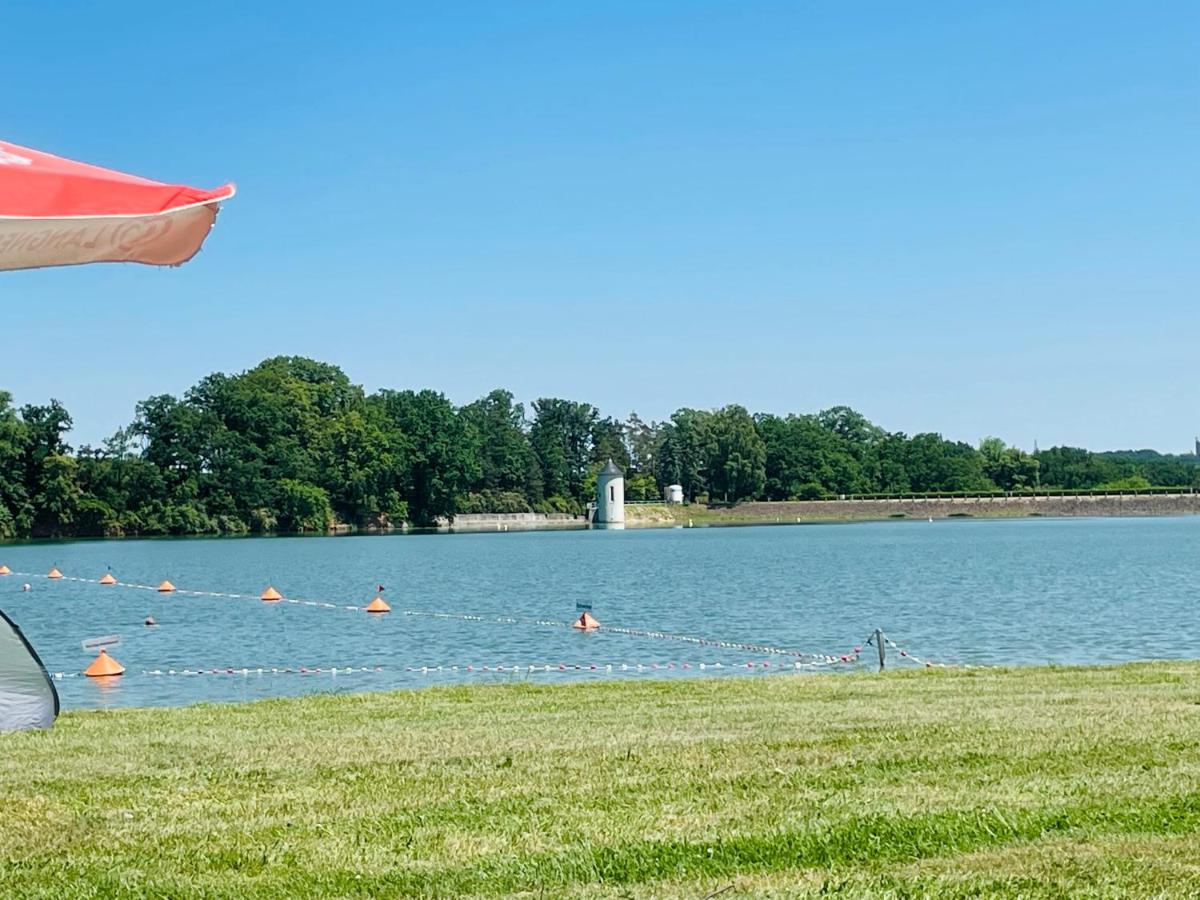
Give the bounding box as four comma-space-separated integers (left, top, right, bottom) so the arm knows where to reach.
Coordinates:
3, 664, 1200, 898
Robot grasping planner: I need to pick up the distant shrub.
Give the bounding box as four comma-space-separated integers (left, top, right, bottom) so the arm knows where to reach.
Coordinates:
1096, 476, 1152, 491
624, 473, 659, 502
535, 495, 580, 515
792, 482, 831, 501
276, 480, 334, 533
216, 515, 250, 535
73, 498, 121, 537
248, 507, 278, 534
163, 503, 219, 535
457, 491, 531, 514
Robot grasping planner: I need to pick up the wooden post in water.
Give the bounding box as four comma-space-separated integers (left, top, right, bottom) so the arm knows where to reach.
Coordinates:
874, 629, 885, 671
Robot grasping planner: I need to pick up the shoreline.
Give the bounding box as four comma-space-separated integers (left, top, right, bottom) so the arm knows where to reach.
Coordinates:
441, 491, 1200, 533
48, 653, 1200, 716
3, 493, 1199, 544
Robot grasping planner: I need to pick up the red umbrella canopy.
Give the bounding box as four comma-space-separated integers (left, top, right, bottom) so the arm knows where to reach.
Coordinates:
0, 140, 234, 272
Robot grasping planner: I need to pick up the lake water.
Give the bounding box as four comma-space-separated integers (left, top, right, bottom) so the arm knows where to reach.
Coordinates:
1, 516, 1196, 710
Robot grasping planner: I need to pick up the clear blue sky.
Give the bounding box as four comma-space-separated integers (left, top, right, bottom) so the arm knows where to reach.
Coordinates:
4, 1, 1197, 452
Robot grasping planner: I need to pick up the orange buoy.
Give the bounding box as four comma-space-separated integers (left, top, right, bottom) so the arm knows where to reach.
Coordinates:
156, 580, 176, 593
365, 595, 390, 613
47, 567, 64, 579
84, 649, 125, 677
0, 565, 10, 576
572, 611, 600, 631
99, 573, 117, 585
260, 586, 283, 602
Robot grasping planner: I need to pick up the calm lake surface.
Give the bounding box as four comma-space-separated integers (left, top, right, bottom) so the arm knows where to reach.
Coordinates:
1, 516, 1196, 710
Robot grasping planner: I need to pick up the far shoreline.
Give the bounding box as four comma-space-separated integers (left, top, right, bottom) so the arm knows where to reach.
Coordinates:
3, 491, 1197, 544
440, 490, 1200, 533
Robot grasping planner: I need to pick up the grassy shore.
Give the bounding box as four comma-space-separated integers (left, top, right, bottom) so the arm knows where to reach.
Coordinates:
3, 664, 1200, 898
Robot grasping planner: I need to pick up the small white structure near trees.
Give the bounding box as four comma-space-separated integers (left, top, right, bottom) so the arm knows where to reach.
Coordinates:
595, 459, 625, 526
665, 484, 684, 504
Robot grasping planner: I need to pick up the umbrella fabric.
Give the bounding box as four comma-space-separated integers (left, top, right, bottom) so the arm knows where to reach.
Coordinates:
0, 140, 234, 272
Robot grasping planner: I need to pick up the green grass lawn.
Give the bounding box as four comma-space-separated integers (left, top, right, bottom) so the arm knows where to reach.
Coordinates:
4, 664, 1200, 898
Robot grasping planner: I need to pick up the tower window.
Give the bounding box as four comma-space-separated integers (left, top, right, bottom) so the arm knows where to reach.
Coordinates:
610, 485, 615, 502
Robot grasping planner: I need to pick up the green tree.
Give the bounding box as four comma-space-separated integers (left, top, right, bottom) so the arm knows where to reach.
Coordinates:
371, 389, 475, 525
758, 413, 871, 498
0, 391, 31, 537
624, 412, 658, 479
706, 405, 766, 502
979, 437, 1039, 491
903, 434, 992, 492
529, 398, 598, 505
1036, 446, 1134, 490
655, 408, 712, 501
460, 389, 536, 494
20, 400, 76, 536
276, 479, 334, 532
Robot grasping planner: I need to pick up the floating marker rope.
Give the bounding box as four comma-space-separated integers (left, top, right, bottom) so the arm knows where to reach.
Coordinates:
47, 655, 859, 680
882, 635, 991, 669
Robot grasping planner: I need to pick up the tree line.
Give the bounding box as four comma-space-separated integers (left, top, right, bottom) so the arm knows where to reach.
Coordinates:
1, 356, 1196, 539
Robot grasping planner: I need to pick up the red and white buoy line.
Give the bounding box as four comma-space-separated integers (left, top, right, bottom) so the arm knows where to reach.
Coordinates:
47, 656, 853, 680
598, 623, 863, 662
48, 665, 386, 680
30, 572, 369, 613
12, 568, 864, 664
877, 634, 987, 669
398, 610, 860, 663
882, 635, 948, 668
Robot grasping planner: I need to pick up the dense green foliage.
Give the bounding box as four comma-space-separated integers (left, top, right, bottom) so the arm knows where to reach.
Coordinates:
1, 356, 1197, 538
3, 664, 1200, 897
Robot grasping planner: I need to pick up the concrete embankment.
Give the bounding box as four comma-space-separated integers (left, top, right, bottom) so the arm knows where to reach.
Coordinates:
424, 493, 1199, 533
626, 492, 1200, 526
438, 512, 585, 532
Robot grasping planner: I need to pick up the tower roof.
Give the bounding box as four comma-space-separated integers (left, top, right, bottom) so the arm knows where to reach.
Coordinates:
599, 458, 624, 476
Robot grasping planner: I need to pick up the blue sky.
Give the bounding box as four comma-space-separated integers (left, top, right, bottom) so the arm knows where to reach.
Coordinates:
3, 1, 1196, 452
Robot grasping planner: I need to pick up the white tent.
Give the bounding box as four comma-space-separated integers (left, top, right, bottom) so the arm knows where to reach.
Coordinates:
0, 609, 58, 731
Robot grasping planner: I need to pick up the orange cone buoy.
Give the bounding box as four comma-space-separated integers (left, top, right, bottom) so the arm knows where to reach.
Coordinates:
156, 580, 176, 593
48, 567, 63, 579
573, 611, 600, 631
0, 565, 10, 576
84, 649, 125, 677
260, 586, 283, 602
99, 573, 117, 585
365, 595, 390, 613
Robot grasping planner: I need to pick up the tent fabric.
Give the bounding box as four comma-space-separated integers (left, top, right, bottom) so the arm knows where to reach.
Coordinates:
0, 608, 59, 732
0, 139, 234, 272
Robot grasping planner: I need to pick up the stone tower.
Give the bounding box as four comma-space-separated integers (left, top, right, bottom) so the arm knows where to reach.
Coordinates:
595, 459, 625, 526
